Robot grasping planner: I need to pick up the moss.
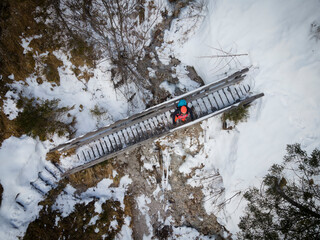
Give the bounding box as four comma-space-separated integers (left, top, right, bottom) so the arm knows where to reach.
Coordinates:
15, 98, 71, 141
221, 105, 249, 125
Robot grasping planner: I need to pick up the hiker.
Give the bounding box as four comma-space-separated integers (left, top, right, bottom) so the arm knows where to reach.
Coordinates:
172, 99, 194, 125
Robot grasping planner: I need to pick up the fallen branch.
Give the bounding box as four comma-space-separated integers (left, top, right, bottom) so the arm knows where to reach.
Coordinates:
199, 53, 248, 58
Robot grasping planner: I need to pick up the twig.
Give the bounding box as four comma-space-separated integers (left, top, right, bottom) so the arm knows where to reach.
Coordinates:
199, 53, 248, 58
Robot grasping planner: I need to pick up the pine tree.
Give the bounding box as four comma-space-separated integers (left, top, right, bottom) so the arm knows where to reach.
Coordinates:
238, 144, 320, 239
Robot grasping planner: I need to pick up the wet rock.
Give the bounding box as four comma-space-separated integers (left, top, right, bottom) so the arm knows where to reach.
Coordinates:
186, 66, 205, 85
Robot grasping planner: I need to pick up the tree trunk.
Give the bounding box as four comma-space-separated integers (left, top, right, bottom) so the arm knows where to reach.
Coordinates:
274, 179, 320, 219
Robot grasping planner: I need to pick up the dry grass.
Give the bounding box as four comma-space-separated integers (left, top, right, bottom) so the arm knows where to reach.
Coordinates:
0, 1, 63, 144
42, 53, 63, 85
69, 37, 97, 69
0, 111, 19, 146
68, 159, 123, 193
46, 151, 62, 164
0, 1, 62, 82
24, 174, 129, 240
25, 199, 126, 240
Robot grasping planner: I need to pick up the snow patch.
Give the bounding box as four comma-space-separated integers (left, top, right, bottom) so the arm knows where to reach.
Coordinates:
3, 91, 22, 120
0, 136, 48, 239
114, 216, 133, 240
52, 185, 77, 218
177, 0, 320, 235
136, 195, 153, 240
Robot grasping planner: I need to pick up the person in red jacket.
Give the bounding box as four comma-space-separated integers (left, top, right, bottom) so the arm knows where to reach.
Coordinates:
172, 100, 194, 125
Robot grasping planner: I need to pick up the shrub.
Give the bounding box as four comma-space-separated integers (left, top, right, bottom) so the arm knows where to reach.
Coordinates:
90, 104, 105, 117
15, 98, 71, 141
221, 105, 249, 125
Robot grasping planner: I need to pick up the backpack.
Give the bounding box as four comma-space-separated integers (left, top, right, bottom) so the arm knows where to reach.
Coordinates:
175, 113, 189, 122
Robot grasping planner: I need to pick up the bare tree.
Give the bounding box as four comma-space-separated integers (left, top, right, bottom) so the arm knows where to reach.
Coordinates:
50, 0, 165, 90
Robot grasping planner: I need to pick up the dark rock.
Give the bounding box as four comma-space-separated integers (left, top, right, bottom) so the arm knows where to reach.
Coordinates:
170, 57, 181, 67
186, 66, 205, 86
155, 225, 173, 240
0, 183, 3, 208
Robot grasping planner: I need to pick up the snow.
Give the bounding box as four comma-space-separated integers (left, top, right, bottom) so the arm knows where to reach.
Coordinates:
52, 184, 77, 217
0, 136, 48, 239
114, 216, 133, 240
54, 216, 60, 226
51, 175, 132, 229
20, 35, 42, 54
112, 170, 118, 178
109, 219, 118, 230
170, 226, 213, 240
3, 91, 22, 120
173, 0, 320, 235
1, 0, 320, 238
88, 215, 99, 226
10, 51, 130, 136
160, 81, 176, 95
136, 195, 153, 240
80, 176, 132, 210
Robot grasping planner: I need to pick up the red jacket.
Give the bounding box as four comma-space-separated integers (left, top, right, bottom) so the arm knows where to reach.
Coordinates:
172, 106, 194, 124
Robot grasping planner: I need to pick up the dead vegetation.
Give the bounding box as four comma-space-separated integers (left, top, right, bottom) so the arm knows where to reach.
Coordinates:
23, 162, 132, 240
42, 53, 63, 85
24, 199, 126, 240
0, 110, 19, 146
46, 151, 62, 165
68, 159, 124, 194
0, 0, 96, 145
1, 0, 40, 82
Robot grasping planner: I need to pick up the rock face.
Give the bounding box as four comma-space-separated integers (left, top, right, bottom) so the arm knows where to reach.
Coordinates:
132, 1, 205, 108
23, 125, 230, 239
115, 123, 230, 239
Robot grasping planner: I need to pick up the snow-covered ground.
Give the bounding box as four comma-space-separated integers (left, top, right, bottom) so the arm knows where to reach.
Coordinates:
175, 0, 320, 234
1, 0, 320, 239
0, 54, 133, 239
